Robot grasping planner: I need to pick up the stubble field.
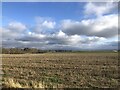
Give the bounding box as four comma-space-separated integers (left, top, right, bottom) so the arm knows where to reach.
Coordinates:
1, 52, 119, 89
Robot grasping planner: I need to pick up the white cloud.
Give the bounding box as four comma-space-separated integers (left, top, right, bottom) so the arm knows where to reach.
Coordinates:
61, 14, 118, 38
42, 21, 56, 29
2, 15, 118, 50
34, 17, 56, 33
28, 32, 46, 38
2, 21, 27, 40
12, 29, 111, 50
57, 30, 66, 37
84, 2, 118, 17
8, 21, 27, 32
2, 24, 118, 50
2, 28, 22, 40
2, 2, 118, 51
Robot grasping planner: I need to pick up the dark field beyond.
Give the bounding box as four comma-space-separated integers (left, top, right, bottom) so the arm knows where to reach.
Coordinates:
1, 53, 119, 89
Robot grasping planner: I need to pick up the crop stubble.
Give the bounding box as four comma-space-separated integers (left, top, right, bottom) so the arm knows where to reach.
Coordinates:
1, 53, 119, 88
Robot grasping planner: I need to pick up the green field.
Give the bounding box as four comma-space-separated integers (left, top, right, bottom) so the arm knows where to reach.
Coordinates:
1, 53, 119, 89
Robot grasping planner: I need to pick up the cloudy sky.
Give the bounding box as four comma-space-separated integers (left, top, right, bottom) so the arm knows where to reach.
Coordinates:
1, 2, 119, 50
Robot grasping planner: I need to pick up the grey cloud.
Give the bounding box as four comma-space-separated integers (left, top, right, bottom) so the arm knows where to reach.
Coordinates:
96, 41, 118, 50
2, 36, 118, 50
15, 33, 70, 46
16, 31, 105, 45
2, 15, 118, 50
61, 14, 118, 38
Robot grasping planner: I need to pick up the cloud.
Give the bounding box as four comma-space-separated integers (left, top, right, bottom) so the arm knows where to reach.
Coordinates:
8, 21, 27, 32
2, 24, 117, 50
42, 21, 56, 29
33, 17, 56, 34
84, 2, 118, 17
2, 16, 118, 50
2, 2, 118, 51
95, 41, 118, 50
10, 30, 109, 50
2, 21, 28, 40
61, 14, 118, 38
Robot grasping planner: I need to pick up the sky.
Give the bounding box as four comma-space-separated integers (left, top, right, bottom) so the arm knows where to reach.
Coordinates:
1, 2, 119, 50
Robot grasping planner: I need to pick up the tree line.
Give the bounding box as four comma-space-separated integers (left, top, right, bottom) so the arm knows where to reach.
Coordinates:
1, 48, 118, 54
1, 48, 46, 54
1, 48, 73, 54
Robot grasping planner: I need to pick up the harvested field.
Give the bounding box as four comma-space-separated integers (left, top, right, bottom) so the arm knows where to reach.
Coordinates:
1, 53, 119, 89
